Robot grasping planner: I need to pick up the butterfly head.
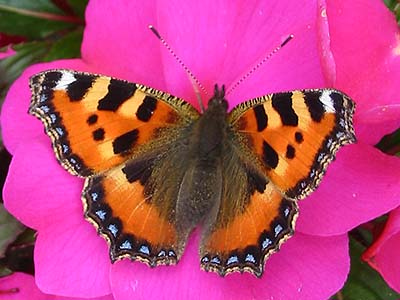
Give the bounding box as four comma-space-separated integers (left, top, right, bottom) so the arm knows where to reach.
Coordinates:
207, 84, 228, 112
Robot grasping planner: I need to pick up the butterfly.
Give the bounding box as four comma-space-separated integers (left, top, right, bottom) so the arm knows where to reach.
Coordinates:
29, 69, 356, 277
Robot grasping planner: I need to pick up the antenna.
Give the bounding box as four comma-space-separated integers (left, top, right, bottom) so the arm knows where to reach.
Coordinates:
149, 25, 206, 112
226, 34, 294, 96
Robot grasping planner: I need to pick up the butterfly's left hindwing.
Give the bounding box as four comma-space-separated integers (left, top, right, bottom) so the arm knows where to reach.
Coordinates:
29, 69, 199, 177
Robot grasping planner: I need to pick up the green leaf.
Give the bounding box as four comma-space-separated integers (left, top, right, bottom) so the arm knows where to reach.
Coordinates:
0, 41, 50, 102
0, 147, 12, 195
66, 0, 89, 18
376, 128, 400, 156
0, 204, 24, 258
0, 0, 81, 39
0, 266, 12, 276
384, 0, 400, 24
0, 0, 65, 13
43, 28, 83, 61
333, 237, 400, 300
0, 27, 84, 105
0, 227, 35, 274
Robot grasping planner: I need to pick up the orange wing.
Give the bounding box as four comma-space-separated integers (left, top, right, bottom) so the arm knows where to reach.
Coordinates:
201, 182, 298, 277
29, 69, 199, 177
228, 89, 356, 200
83, 160, 180, 266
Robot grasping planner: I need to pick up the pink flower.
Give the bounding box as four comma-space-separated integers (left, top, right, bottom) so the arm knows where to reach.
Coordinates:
363, 207, 400, 293
1, 1, 399, 299
0, 272, 113, 300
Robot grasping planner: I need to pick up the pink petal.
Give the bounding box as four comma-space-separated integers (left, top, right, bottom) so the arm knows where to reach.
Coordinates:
156, 0, 326, 107
82, 1, 166, 90
57, 295, 114, 300
34, 212, 112, 298
316, 1, 336, 85
320, 0, 400, 114
0, 273, 114, 300
363, 207, 400, 293
3, 142, 82, 230
355, 105, 400, 146
0, 272, 51, 300
297, 143, 400, 235
0, 46, 15, 59
4, 142, 112, 297
83, 1, 326, 110
0, 60, 92, 154
110, 232, 348, 300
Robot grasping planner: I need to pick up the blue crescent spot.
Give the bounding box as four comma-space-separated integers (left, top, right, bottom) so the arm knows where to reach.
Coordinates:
120, 240, 132, 250
210, 257, 221, 264
91, 192, 98, 201
139, 245, 150, 255
245, 254, 256, 263
50, 114, 57, 123
274, 224, 283, 236
227, 256, 239, 265
262, 237, 272, 250
157, 250, 166, 257
108, 224, 118, 237
95, 209, 106, 220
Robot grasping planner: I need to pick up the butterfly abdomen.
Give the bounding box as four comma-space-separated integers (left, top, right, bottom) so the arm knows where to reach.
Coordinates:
175, 97, 230, 237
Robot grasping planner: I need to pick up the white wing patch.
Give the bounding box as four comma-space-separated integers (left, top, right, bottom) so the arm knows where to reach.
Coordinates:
320, 90, 336, 113
55, 71, 76, 90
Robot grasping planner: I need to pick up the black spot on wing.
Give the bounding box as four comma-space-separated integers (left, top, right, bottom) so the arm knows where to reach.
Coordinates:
286, 144, 295, 159
87, 114, 98, 125
304, 91, 324, 122
253, 105, 268, 131
136, 96, 158, 122
93, 128, 105, 141
271, 92, 298, 126
295, 131, 303, 143
66, 74, 97, 101
98, 79, 137, 111
262, 141, 279, 169
113, 129, 139, 154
